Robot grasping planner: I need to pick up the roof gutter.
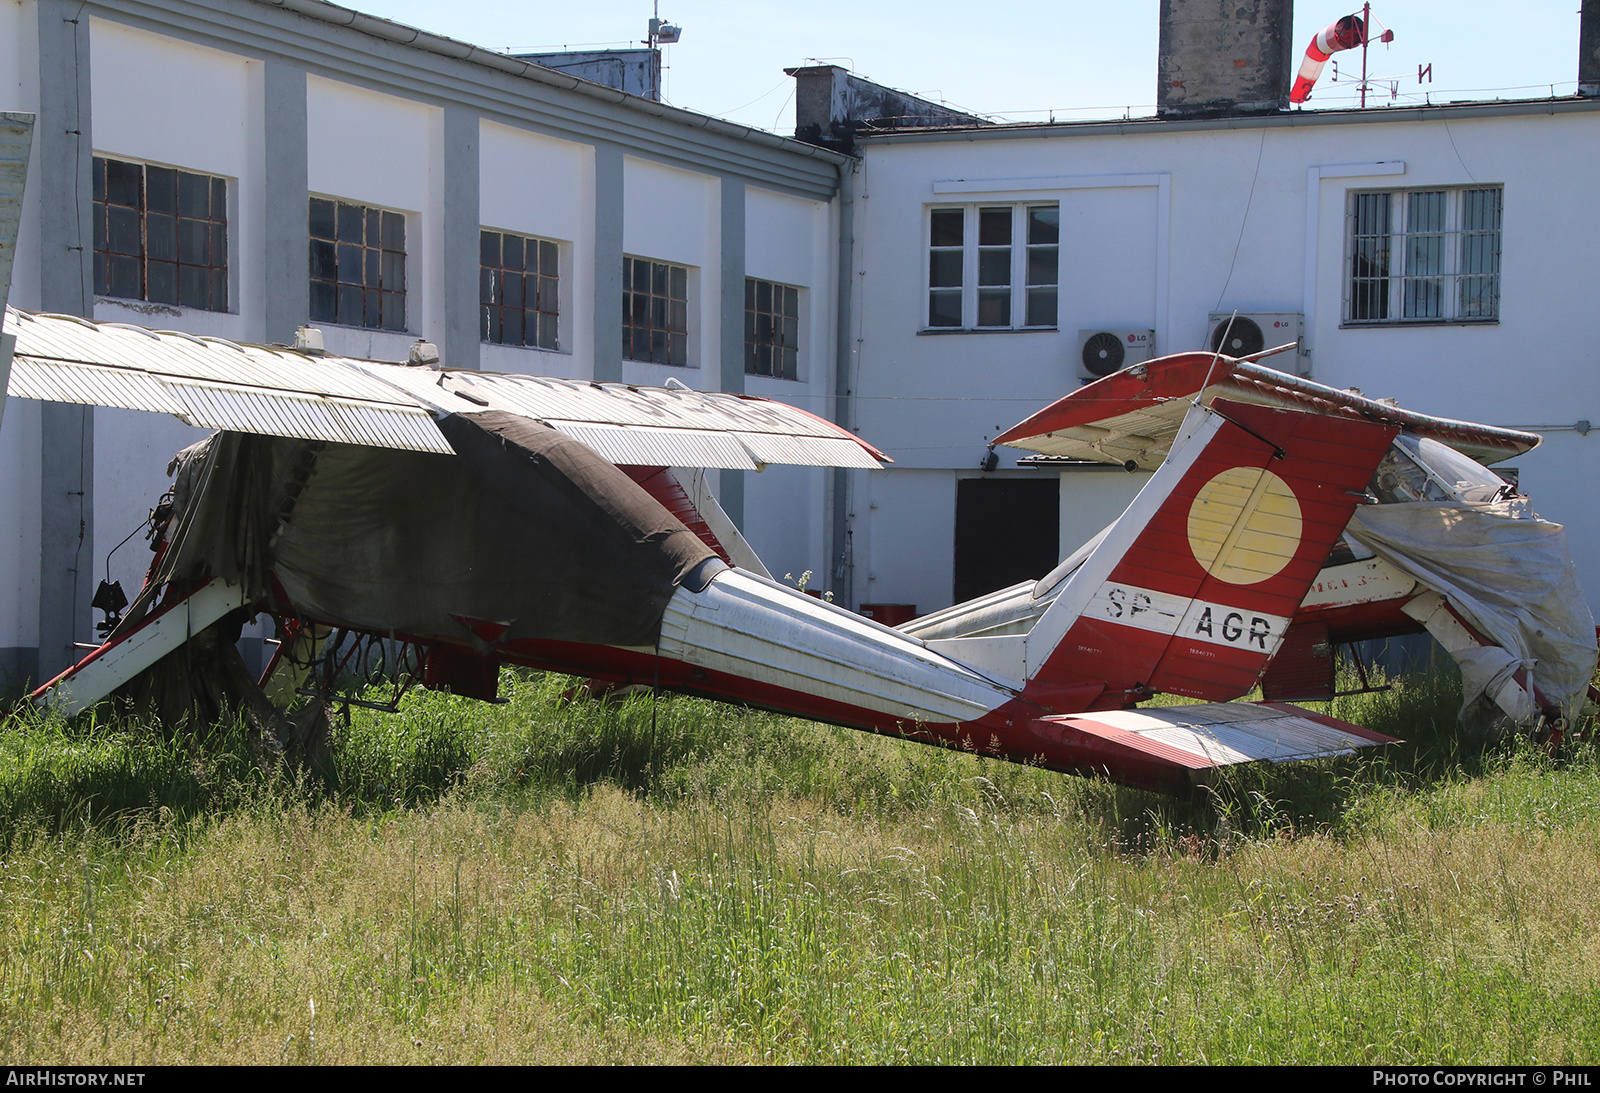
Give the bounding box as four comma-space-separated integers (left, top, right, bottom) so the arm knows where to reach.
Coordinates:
858, 95, 1600, 146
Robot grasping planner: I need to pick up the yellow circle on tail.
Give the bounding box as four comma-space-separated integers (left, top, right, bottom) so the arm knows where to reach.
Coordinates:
1186, 467, 1303, 585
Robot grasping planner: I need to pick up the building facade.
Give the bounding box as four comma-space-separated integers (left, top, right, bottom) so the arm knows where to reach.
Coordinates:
835, 83, 1600, 623
0, 0, 848, 688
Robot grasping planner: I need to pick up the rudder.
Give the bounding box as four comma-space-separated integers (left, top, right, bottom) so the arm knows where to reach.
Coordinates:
1022, 399, 1397, 705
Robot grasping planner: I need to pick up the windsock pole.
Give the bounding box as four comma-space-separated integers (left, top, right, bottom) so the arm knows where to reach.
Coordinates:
1289, 4, 1395, 105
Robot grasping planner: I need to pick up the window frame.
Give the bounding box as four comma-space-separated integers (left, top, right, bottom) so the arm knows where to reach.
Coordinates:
480, 228, 560, 352
924, 202, 1059, 332
622, 255, 690, 367
308, 196, 408, 333
92, 155, 230, 313
744, 277, 800, 381
1343, 185, 1503, 327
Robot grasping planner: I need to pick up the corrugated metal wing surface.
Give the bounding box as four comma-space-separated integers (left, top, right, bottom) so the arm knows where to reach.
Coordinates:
10, 312, 410, 403
4, 310, 884, 467
736, 432, 883, 470
7, 356, 184, 414
170, 383, 450, 453
364, 363, 886, 469
552, 422, 759, 470
5, 310, 453, 454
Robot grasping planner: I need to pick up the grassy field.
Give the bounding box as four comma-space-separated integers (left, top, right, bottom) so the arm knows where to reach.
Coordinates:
0, 669, 1597, 1064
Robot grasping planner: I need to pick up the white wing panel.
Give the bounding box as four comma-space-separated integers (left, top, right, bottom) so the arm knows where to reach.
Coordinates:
550, 422, 759, 470
4, 309, 883, 467
7, 356, 185, 414
367, 362, 886, 469
170, 383, 452, 453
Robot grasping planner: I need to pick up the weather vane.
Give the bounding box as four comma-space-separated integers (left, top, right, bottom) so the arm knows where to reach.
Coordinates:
1292, 4, 1428, 107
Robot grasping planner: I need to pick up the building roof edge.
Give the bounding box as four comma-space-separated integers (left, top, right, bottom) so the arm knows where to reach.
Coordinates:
857, 95, 1600, 145
253, 0, 850, 167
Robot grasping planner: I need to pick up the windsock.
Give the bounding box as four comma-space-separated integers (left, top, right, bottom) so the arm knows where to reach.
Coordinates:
1290, 13, 1394, 103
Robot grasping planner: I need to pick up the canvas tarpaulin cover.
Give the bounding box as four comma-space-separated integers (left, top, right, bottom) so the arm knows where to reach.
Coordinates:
143, 410, 718, 650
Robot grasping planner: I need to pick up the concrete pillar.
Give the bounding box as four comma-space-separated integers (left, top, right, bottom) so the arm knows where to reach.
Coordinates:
440, 106, 480, 370
718, 176, 746, 397
716, 176, 746, 527
36, 0, 94, 679
260, 58, 308, 345
590, 142, 623, 382
0, 112, 33, 435
830, 160, 857, 608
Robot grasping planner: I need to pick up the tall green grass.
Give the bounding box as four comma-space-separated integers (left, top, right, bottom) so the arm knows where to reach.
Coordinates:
0, 666, 1476, 838
0, 668, 1595, 1063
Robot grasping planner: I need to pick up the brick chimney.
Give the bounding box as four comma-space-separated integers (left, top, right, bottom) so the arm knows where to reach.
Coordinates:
1158, 0, 1295, 117
1581, 0, 1600, 97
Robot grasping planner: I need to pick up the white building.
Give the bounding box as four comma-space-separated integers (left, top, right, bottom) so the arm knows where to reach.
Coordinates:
0, 0, 849, 688
827, 17, 1600, 621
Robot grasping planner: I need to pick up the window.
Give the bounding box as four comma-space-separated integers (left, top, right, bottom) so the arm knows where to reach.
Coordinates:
927, 204, 1058, 330
309, 197, 406, 331
92, 156, 228, 311
745, 278, 799, 379
1345, 186, 1502, 325
623, 256, 688, 366
481, 230, 559, 350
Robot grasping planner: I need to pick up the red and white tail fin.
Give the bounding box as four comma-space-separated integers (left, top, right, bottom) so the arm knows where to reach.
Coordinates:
1021, 399, 1397, 705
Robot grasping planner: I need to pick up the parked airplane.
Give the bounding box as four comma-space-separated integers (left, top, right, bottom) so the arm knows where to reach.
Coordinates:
968, 348, 1595, 742
7, 311, 1590, 793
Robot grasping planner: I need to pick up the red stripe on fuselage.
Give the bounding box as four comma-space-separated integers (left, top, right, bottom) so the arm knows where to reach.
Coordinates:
489, 634, 1099, 766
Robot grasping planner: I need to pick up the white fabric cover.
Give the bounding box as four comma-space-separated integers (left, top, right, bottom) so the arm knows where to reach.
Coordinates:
1348, 498, 1597, 726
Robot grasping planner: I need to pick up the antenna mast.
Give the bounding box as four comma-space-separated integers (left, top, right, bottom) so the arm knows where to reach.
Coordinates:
646, 1, 683, 102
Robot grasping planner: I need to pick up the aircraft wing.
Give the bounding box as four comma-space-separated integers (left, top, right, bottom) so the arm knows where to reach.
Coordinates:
2, 308, 886, 469
992, 350, 1539, 470
363, 360, 886, 470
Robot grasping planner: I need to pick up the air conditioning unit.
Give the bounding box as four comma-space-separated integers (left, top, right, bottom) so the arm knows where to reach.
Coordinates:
1077, 329, 1156, 383
1206, 312, 1308, 375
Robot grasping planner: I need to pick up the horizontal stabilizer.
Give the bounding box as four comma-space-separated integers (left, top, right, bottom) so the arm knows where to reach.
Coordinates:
1032, 701, 1397, 793
993, 351, 1539, 469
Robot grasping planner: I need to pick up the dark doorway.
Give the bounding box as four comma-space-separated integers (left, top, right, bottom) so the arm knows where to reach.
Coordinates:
953, 477, 1060, 603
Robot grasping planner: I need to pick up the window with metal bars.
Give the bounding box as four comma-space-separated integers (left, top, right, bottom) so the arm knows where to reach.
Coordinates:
481, 230, 559, 350
308, 197, 407, 332
744, 278, 799, 380
1345, 186, 1502, 325
926, 203, 1058, 330
92, 156, 228, 312
622, 256, 688, 366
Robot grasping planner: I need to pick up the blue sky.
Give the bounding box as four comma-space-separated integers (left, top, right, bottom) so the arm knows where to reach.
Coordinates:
348, 2, 1584, 131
